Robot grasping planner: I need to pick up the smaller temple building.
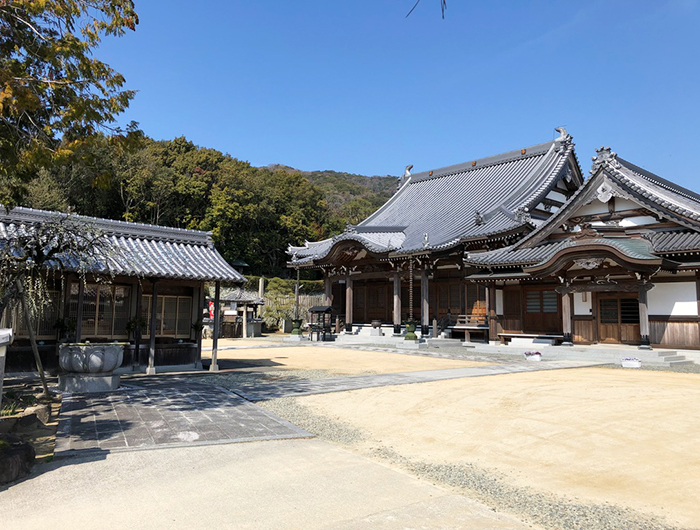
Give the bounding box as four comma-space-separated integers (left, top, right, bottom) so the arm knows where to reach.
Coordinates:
2, 207, 244, 372
465, 147, 700, 349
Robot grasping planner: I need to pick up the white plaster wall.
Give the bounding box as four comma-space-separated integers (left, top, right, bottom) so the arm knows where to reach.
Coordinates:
574, 292, 592, 315
648, 282, 698, 316
619, 216, 658, 227
496, 290, 503, 316
574, 201, 611, 216
546, 190, 567, 203
574, 197, 642, 217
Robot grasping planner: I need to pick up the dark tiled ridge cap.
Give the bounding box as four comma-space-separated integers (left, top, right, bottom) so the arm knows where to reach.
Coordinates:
351, 225, 407, 234
0, 206, 212, 245
617, 158, 700, 206
409, 140, 555, 183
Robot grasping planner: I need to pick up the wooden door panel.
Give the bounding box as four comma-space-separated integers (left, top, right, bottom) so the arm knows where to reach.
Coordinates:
621, 324, 641, 343
599, 323, 619, 343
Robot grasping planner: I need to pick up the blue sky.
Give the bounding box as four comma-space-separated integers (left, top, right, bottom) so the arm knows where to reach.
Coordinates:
98, 0, 700, 189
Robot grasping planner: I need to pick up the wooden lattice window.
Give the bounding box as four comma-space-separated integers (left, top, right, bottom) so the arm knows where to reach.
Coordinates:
466, 284, 486, 315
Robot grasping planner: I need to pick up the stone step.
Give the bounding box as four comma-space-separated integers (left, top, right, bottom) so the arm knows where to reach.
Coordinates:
657, 350, 678, 357
669, 359, 695, 366
660, 355, 687, 362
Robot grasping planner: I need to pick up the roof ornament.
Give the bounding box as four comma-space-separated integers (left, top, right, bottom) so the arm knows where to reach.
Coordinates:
344, 223, 357, 234
423, 232, 429, 249
514, 206, 531, 224
397, 164, 413, 192
591, 146, 621, 173
596, 181, 616, 203
553, 126, 572, 151
474, 210, 484, 226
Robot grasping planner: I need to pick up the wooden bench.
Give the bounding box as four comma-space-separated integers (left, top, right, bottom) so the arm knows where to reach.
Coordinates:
448, 315, 489, 343
498, 332, 564, 346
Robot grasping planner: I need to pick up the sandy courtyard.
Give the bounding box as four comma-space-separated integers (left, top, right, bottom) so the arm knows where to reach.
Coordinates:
201, 341, 491, 374
294, 367, 700, 528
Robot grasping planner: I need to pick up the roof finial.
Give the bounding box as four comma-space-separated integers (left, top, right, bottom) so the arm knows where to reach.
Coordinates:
590, 146, 621, 173
555, 126, 568, 140
397, 164, 413, 192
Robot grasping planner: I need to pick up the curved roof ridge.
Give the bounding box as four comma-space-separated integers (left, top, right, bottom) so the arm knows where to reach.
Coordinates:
616, 157, 700, 207
410, 140, 555, 184
1, 205, 213, 245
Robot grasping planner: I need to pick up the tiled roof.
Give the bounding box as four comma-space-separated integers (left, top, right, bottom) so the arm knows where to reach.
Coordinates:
651, 230, 700, 254
464, 150, 700, 271
290, 130, 578, 265
464, 237, 659, 268
0, 206, 245, 283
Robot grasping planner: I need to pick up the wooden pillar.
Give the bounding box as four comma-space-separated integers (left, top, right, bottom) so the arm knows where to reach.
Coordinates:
210, 281, 221, 370
638, 284, 651, 349
75, 280, 85, 342
193, 284, 204, 370
147, 280, 158, 375
324, 275, 332, 307
561, 291, 573, 345
420, 269, 430, 336
242, 303, 248, 339
393, 272, 401, 335
487, 283, 497, 344
134, 281, 143, 368
345, 277, 353, 333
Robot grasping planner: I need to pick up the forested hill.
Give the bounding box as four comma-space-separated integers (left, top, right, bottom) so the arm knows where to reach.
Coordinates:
267, 165, 396, 226
20, 135, 398, 277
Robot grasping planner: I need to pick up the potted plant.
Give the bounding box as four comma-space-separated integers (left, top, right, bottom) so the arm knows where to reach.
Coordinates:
404, 320, 418, 341
523, 351, 542, 361
125, 316, 146, 338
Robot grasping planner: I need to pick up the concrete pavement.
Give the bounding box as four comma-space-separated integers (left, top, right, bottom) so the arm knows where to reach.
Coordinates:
1, 439, 535, 530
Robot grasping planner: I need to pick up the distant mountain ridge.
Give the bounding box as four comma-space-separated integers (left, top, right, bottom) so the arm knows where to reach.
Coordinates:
266, 164, 397, 222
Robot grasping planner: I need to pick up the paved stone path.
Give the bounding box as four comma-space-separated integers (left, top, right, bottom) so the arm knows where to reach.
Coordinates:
235, 360, 604, 401
55, 379, 311, 457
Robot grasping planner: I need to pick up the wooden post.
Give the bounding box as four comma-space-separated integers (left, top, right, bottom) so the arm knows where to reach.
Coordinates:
210, 281, 221, 370
345, 277, 353, 333
134, 281, 143, 368
421, 269, 429, 336
324, 275, 332, 307
638, 284, 651, 349
242, 303, 248, 339
75, 280, 85, 342
194, 284, 204, 370
561, 291, 573, 346
487, 283, 497, 344
147, 280, 158, 375
393, 272, 401, 335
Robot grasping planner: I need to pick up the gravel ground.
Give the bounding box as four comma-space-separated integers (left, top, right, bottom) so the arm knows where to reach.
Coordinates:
258, 396, 691, 530
602, 363, 700, 374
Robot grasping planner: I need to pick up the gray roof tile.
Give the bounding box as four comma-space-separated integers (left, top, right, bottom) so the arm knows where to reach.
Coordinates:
290, 132, 577, 264
1, 206, 245, 283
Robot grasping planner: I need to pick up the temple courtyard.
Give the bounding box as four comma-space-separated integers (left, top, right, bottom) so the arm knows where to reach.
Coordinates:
1, 340, 698, 530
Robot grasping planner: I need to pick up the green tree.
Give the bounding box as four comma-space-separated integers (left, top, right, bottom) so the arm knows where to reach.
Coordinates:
0, 0, 138, 206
